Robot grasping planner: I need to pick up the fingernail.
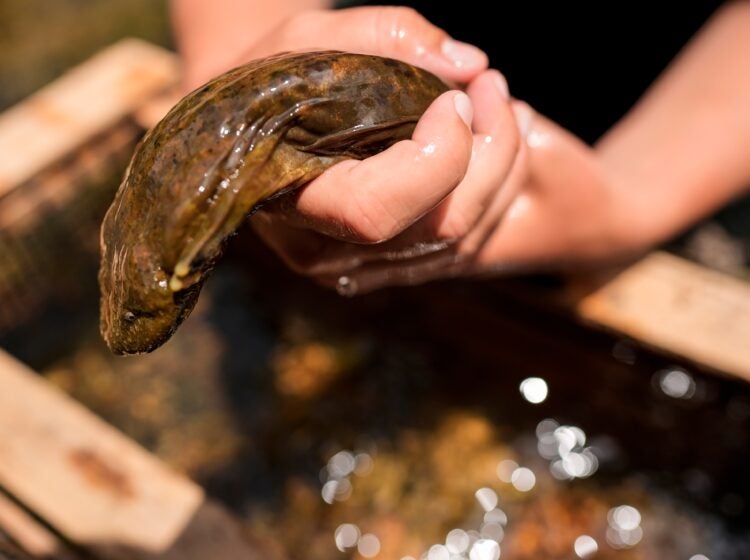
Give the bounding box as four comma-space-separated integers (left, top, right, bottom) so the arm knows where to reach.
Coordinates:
441, 39, 486, 69
453, 92, 473, 127
512, 102, 533, 139
492, 70, 509, 99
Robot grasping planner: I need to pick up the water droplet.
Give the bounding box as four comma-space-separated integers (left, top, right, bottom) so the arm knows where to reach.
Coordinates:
606, 526, 643, 549
469, 539, 500, 560
519, 377, 548, 404
337, 276, 358, 297
483, 508, 508, 526
475, 487, 498, 512
655, 367, 696, 399
511, 467, 536, 492
562, 452, 588, 478
328, 450, 356, 478
334, 524, 360, 551
480, 522, 504, 542
535, 418, 559, 438
496, 460, 518, 483
427, 544, 450, 560
554, 426, 578, 456
573, 535, 598, 558
445, 529, 470, 554
608, 505, 641, 531
354, 452, 374, 476
321, 480, 338, 504
321, 478, 352, 503
358, 534, 381, 558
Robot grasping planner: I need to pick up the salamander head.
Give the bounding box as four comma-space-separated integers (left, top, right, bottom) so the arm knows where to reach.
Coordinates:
99, 232, 199, 355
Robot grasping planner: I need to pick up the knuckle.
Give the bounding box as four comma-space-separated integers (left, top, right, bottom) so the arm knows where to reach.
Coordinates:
341, 191, 398, 244
375, 6, 443, 54
456, 236, 481, 258
435, 211, 472, 241
388, 6, 424, 27
280, 10, 321, 42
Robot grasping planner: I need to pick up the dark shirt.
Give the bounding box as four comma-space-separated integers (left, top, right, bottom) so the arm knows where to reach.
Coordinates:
339, 2, 724, 143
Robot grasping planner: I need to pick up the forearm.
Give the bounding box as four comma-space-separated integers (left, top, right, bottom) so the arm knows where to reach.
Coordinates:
170, 0, 332, 88
596, 1, 750, 243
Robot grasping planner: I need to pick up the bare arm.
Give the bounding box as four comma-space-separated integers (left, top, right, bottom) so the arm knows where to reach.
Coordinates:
465, 2, 750, 274
597, 0, 750, 244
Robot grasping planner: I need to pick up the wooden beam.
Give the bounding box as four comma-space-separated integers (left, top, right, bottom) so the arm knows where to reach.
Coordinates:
0, 491, 77, 559
0, 493, 60, 558
0, 351, 278, 559
0, 532, 36, 560
570, 251, 750, 380
0, 39, 179, 196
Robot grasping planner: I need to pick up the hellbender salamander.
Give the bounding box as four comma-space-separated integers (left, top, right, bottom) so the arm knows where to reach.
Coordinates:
99, 51, 447, 354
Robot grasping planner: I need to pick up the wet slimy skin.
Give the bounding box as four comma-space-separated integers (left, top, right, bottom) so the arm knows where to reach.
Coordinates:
99, 51, 447, 355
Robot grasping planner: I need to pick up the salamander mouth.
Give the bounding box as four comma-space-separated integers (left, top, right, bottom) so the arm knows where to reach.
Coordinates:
105, 279, 203, 355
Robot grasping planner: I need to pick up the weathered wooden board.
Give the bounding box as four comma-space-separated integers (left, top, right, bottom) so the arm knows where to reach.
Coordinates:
571, 252, 750, 380
0, 491, 78, 559
0, 350, 280, 560
0, 38, 179, 196
0, 349, 202, 553
0, 532, 36, 560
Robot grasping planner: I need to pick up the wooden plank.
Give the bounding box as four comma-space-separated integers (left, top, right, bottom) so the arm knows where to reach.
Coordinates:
132, 88, 182, 130
571, 251, 750, 380
0, 491, 77, 559
0, 532, 36, 560
0, 38, 178, 196
0, 350, 278, 559
0, 349, 202, 553
0, 121, 141, 332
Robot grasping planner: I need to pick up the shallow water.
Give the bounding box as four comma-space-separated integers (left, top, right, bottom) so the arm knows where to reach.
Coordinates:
6, 244, 749, 560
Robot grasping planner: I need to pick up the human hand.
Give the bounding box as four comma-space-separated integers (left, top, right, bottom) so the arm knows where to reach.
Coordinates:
175, 7, 520, 293
467, 110, 651, 275
272, 106, 652, 295
253, 68, 522, 294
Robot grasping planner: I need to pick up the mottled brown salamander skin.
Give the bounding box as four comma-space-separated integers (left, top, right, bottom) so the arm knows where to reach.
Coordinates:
99, 51, 447, 355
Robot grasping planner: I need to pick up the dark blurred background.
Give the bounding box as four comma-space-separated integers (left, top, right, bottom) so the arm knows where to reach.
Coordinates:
0, 0, 171, 111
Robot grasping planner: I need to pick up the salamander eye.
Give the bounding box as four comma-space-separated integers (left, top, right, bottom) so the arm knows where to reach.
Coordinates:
123, 309, 156, 323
